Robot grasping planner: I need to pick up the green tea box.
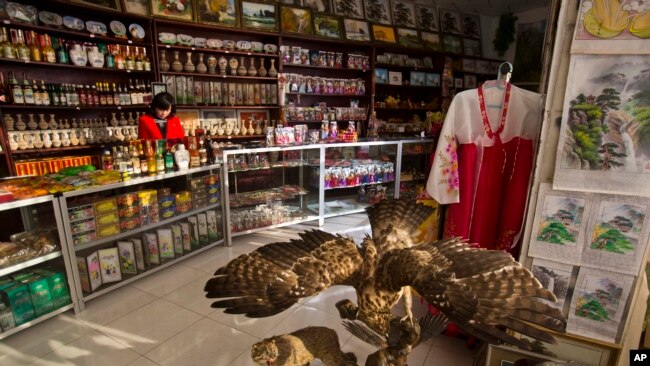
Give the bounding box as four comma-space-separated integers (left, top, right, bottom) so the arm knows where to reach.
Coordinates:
34, 269, 71, 308
23, 275, 54, 317
2, 283, 35, 325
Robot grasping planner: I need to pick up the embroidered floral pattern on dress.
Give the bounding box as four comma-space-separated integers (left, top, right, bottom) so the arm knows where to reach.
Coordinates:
437, 135, 459, 195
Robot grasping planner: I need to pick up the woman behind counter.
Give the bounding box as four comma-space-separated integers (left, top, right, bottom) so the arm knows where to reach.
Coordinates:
138, 92, 185, 141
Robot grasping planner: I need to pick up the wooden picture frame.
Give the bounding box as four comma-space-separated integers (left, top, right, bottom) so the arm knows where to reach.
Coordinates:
117, 241, 138, 275
372, 24, 396, 43
180, 222, 192, 252
343, 18, 370, 42
171, 224, 184, 255
131, 238, 146, 272
462, 58, 476, 72
241, 1, 278, 32
157, 228, 175, 260
420, 31, 441, 50
464, 74, 477, 89
151, 82, 167, 97
440, 8, 462, 35
301, 0, 332, 14
206, 210, 219, 241
143, 232, 160, 266
415, 4, 437, 32
237, 110, 270, 135
121, 0, 148, 15
334, 0, 363, 19
197, 213, 209, 245
281, 5, 313, 35
461, 12, 481, 39
375, 68, 388, 84
364, 0, 391, 25
409, 71, 425, 86
151, 0, 194, 21
388, 71, 402, 85
396, 27, 419, 48
188, 216, 200, 249
425, 73, 440, 87
72, 0, 121, 11
390, 0, 416, 28
98, 247, 122, 284
443, 34, 462, 54
463, 38, 481, 57
313, 13, 341, 39
196, 0, 239, 27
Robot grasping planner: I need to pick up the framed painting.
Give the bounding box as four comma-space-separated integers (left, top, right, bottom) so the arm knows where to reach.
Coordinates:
388, 71, 402, 85
443, 34, 461, 53
301, 0, 332, 14
281, 5, 313, 35
313, 13, 341, 38
553, 55, 650, 196
151, 0, 193, 21
454, 77, 463, 89
151, 82, 167, 97
334, 0, 363, 19
440, 8, 461, 35
390, 0, 415, 28
461, 12, 481, 38
364, 0, 391, 25
71, 0, 121, 11
461, 58, 475, 72
528, 184, 593, 265
98, 247, 122, 284
196, 0, 238, 27
175, 109, 200, 134
157, 228, 175, 260
117, 241, 138, 275
420, 31, 441, 50
409, 71, 424, 86
476, 59, 489, 74
343, 18, 370, 41
375, 68, 388, 84
121, 0, 148, 15
396, 27, 419, 48
143, 232, 160, 265
415, 4, 437, 31
131, 238, 146, 271
463, 38, 481, 56
372, 24, 396, 43
424, 73, 440, 87
238, 109, 270, 133
241, 1, 277, 31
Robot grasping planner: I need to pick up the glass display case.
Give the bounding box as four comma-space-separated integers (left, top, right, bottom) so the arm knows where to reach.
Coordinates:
57, 165, 224, 311
397, 138, 434, 199
222, 145, 321, 240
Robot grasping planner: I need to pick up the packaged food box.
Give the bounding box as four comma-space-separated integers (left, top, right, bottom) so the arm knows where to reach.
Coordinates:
160, 206, 176, 220
96, 223, 121, 239
187, 216, 199, 249
206, 183, 220, 195
140, 209, 159, 226
71, 218, 96, 235
208, 193, 220, 204
2, 283, 35, 325
119, 217, 141, 232
72, 230, 97, 246
180, 222, 191, 252
93, 198, 118, 214
116, 193, 139, 208
158, 195, 175, 209
67, 204, 94, 223
175, 191, 192, 205
192, 198, 208, 209
197, 213, 208, 246
118, 206, 140, 220
189, 177, 206, 190
205, 174, 219, 186
137, 190, 158, 207
191, 189, 207, 201
95, 211, 120, 226
33, 269, 70, 308
206, 210, 219, 241
171, 224, 183, 255
21, 275, 54, 317
157, 188, 171, 197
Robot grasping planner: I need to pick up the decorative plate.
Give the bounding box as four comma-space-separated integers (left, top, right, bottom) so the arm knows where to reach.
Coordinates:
251, 42, 263, 52
423, 57, 433, 68
176, 34, 194, 46
38, 11, 63, 26
263, 44, 277, 54
206, 39, 222, 49
63, 16, 85, 31
109, 20, 126, 37
128, 23, 145, 41
158, 32, 177, 45
194, 37, 207, 47
86, 21, 107, 35
236, 41, 251, 51
7, 2, 37, 24
222, 40, 235, 49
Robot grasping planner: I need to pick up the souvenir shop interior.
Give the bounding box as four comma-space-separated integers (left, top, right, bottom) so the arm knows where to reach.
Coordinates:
0, 0, 648, 365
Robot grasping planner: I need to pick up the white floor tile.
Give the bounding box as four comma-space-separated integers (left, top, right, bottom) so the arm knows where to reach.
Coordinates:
181, 245, 244, 274
98, 299, 202, 355
209, 304, 301, 339
145, 317, 258, 366
128, 357, 160, 366
76, 286, 157, 327
29, 329, 140, 366
0, 312, 92, 366
163, 273, 217, 316
130, 264, 205, 297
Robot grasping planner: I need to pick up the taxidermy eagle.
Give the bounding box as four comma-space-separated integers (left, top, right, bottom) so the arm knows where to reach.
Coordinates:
204, 198, 565, 356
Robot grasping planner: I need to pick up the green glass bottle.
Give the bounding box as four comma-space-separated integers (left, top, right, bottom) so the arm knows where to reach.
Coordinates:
164, 147, 174, 173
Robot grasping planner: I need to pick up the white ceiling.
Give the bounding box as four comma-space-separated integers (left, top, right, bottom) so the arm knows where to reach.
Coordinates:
428, 0, 550, 16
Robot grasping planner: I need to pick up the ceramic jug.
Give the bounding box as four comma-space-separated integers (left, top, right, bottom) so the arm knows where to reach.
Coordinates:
43, 132, 52, 148
33, 132, 44, 148
208, 55, 217, 74
52, 131, 61, 147
8, 132, 18, 150
159, 49, 170, 72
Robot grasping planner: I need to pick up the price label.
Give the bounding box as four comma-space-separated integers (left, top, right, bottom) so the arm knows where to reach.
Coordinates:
3, 20, 10, 25
128, 40, 133, 44
127, 70, 131, 73
76, 107, 81, 110
191, 47, 195, 51
90, 34, 95, 38
166, 45, 170, 48
117, 106, 122, 110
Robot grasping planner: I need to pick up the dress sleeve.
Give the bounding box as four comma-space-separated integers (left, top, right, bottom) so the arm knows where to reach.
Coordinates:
137, 116, 150, 139
425, 101, 459, 204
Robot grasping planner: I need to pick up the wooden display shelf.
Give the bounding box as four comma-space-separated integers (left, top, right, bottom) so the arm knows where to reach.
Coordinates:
154, 18, 281, 39
11, 145, 102, 155
374, 63, 438, 73
281, 63, 368, 72
1, 104, 147, 110
1, 19, 150, 47
285, 92, 369, 98
176, 105, 279, 110
158, 44, 279, 58
375, 83, 439, 89
160, 71, 276, 81
373, 107, 434, 111
0, 57, 154, 73
208, 134, 264, 140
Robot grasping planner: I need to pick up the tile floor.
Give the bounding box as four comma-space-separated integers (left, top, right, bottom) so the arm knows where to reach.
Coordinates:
0, 215, 478, 365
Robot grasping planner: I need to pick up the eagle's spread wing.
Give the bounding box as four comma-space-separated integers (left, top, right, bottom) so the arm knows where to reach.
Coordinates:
204, 230, 364, 317
376, 238, 566, 349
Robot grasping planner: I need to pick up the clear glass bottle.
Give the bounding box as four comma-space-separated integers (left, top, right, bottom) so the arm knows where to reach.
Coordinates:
198, 139, 207, 166
125, 45, 135, 70
9, 72, 24, 105
21, 74, 34, 105
138, 141, 148, 176
174, 143, 190, 171
146, 140, 157, 176
0, 27, 15, 59
130, 145, 141, 178
134, 47, 143, 71
155, 140, 165, 175
141, 47, 151, 71
14, 29, 30, 62
115, 45, 125, 70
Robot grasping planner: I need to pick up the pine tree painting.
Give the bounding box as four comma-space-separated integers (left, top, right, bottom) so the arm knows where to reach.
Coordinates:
364, 0, 391, 24
391, 0, 415, 28
441, 9, 461, 34
335, 0, 363, 19
416, 4, 437, 31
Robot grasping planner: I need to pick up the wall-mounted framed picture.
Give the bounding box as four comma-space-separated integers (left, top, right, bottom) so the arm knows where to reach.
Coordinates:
476, 59, 489, 74
464, 74, 477, 89
364, 0, 391, 25
390, 0, 415, 28
410, 71, 425, 86
443, 34, 461, 54
196, 0, 239, 27
98, 247, 122, 284
375, 68, 388, 84
238, 109, 270, 134
420, 31, 441, 50
425, 73, 440, 87
302, 0, 332, 14
241, 1, 278, 31
121, 0, 148, 15
372, 24, 396, 43
343, 18, 370, 42
454, 77, 463, 89
117, 241, 138, 275
151, 0, 194, 21
175, 109, 201, 134
415, 4, 437, 32
396, 27, 419, 48
72, 0, 121, 11
313, 13, 341, 38
463, 38, 481, 57
281, 5, 313, 35
151, 82, 167, 97
388, 71, 402, 85
461, 58, 476, 72
461, 12, 481, 38
334, 0, 363, 19
440, 8, 462, 35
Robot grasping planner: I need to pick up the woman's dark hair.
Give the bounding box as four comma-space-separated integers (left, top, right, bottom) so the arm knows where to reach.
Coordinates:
149, 92, 176, 117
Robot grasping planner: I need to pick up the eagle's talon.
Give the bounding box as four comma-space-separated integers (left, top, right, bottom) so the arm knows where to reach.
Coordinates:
336, 299, 358, 320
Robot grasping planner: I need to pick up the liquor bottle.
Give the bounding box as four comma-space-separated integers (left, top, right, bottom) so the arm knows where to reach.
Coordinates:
48, 83, 58, 106
115, 45, 125, 70
98, 82, 106, 105
120, 83, 129, 105
137, 141, 148, 176
135, 80, 143, 105
78, 84, 87, 106
129, 79, 137, 105
22, 74, 34, 105
130, 145, 141, 178
41, 34, 56, 63
14, 29, 30, 62
142, 47, 151, 71
145, 140, 157, 176
0, 27, 15, 59
102, 149, 113, 170
33, 80, 42, 105
0, 73, 8, 104
164, 147, 174, 172
155, 140, 165, 175
112, 83, 120, 106
134, 47, 143, 71
91, 84, 99, 105
105, 82, 113, 105
40, 81, 50, 106
204, 136, 214, 164
122, 146, 134, 178
143, 82, 152, 105
105, 44, 115, 68
187, 137, 200, 168
125, 46, 135, 70
9, 72, 24, 105
27, 31, 41, 62
58, 84, 67, 106
174, 143, 190, 171
198, 139, 207, 166
56, 38, 68, 64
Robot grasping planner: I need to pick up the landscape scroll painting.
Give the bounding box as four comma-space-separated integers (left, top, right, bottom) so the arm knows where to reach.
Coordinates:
528, 184, 592, 264
531, 258, 576, 318
553, 55, 650, 197
580, 194, 650, 275
567, 267, 634, 343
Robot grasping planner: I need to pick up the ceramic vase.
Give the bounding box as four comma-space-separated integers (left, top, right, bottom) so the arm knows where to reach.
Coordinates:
43, 132, 52, 148
159, 49, 170, 72
208, 55, 217, 74
71, 118, 78, 128
127, 112, 135, 125
27, 114, 37, 130
258, 59, 267, 77
196, 53, 207, 74
87, 46, 104, 68
184, 51, 195, 73
33, 132, 43, 148
119, 112, 127, 126
110, 112, 118, 127
268, 59, 277, 77
61, 131, 70, 146
229, 57, 238, 76
63, 119, 70, 129
69, 44, 88, 66
237, 56, 247, 76
8, 132, 18, 150
171, 51, 183, 72
255, 121, 262, 135
17, 132, 28, 150
48, 114, 57, 129
15, 114, 25, 131
78, 130, 87, 145
38, 113, 48, 129
248, 57, 257, 76
70, 130, 79, 146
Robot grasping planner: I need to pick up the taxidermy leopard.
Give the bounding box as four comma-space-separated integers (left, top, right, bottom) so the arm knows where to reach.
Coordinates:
251, 326, 357, 366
